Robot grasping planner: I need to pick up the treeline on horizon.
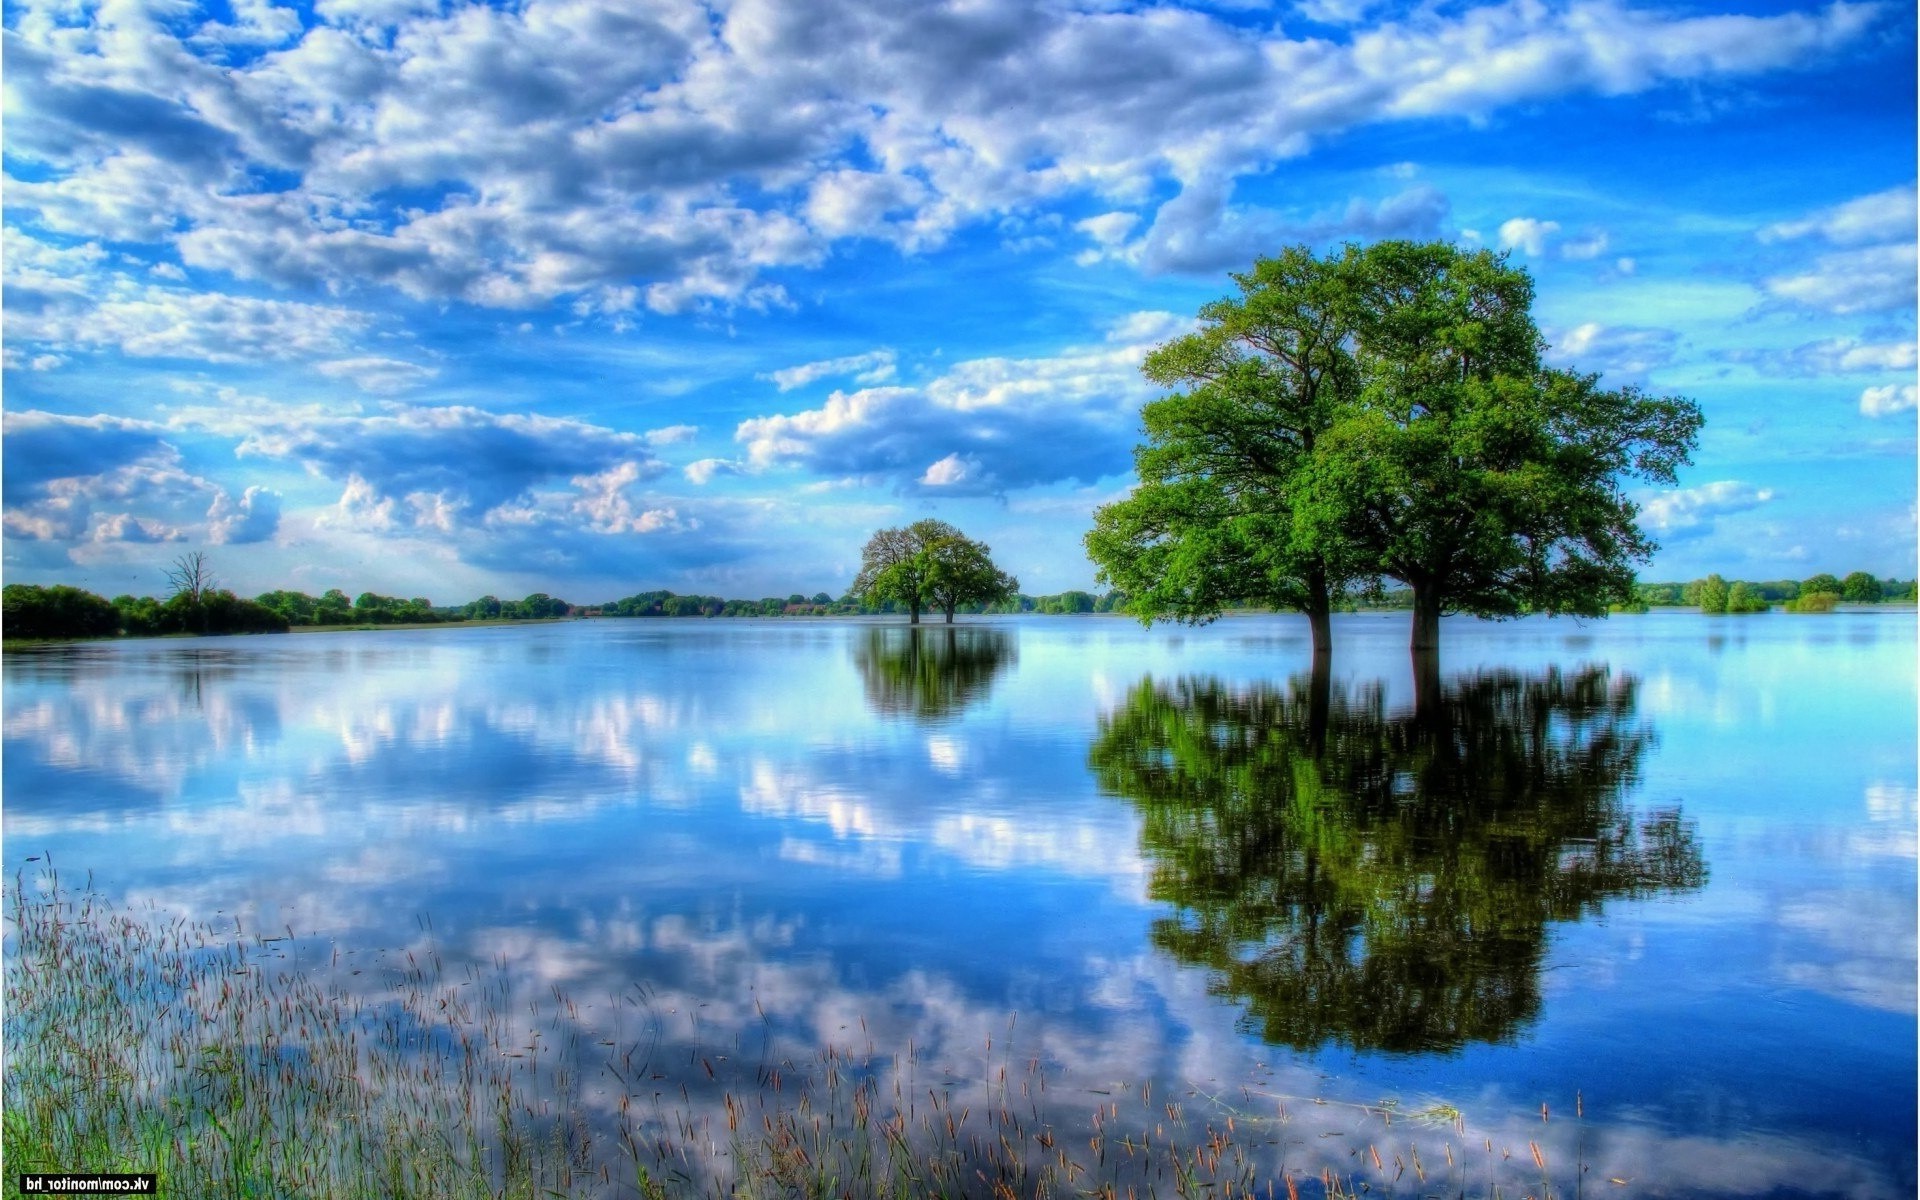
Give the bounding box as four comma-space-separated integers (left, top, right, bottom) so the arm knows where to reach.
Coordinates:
5, 568, 1912, 643
0, 581, 1138, 641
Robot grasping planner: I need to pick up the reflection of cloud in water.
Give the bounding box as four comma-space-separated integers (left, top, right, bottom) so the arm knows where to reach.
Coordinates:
1775, 889, 1916, 1014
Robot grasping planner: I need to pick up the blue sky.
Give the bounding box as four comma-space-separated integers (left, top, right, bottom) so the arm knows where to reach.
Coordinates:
3, 0, 1914, 604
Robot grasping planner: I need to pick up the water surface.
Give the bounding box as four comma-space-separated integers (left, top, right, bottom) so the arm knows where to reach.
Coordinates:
5, 612, 1913, 1196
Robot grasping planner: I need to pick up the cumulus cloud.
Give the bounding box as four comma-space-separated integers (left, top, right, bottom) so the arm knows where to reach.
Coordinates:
207, 485, 284, 544
0, 411, 225, 546
1549, 322, 1680, 379
684, 458, 745, 485
735, 314, 1172, 494
233, 403, 670, 528
1119, 182, 1451, 274
1497, 217, 1561, 256
1639, 480, 1775, 539
763, 351, 898, 393
1, 0, 1883, 311
1860, 384, 1918, 418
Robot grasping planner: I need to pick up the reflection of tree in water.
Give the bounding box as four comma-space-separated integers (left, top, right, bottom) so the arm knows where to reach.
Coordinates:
853, 626, 1016, 722
1089, 665, 1706, 1054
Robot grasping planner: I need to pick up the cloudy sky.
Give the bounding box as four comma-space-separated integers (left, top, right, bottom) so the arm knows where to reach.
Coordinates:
3, 0, 1914, 604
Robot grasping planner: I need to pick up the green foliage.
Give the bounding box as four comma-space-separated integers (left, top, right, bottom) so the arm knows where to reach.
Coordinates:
1695, 574, 1729, 614
1841, 571, 1884, 603
1785, 591, 1840, 613
1091, 241, 1701, 657
1724, 582, 1768, 613
1800, 572, 1842, 597
1317, 245, 1701, 641
1087, 245, 1370, 649
3, 584, 120, 640
851, 520, 1015, 623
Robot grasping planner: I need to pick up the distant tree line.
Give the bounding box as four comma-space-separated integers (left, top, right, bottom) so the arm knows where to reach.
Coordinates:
1628, 572, 1914, 614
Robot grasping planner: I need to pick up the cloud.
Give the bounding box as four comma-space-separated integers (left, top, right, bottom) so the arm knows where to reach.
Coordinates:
1497, 217, 1561, 256
1860, 384, 1917, 418
644, 424, 700, 446
207, 486, 284, 544
4, 227, 378, 365
1761, 242, 1918, 315
0, 411, 222, 545
232, 402, 671, 527
763, 351, 899, 393
1761, 184, 1916, 245
315, 357, 439, 393
1, 0, 1883, 312
1549, 322, 1680, 379
1639, 480, 1775, 540
684, 458, 744, 485
735, 314, 1170, 494
1122, 182, 1451, 274
1721, 337, 1918, 377
1559, 230, 1610, 259
1756, 185, 1917, 315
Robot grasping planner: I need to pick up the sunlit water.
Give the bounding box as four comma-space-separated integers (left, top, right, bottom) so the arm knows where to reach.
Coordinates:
5, 612, 1914, 1196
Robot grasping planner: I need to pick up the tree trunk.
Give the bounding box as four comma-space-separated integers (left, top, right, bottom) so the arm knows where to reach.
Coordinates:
944, 603, 956, 624
1409, 580, 1441, 656
1304, 563, 1334, 662
1409, 578, 1443, 726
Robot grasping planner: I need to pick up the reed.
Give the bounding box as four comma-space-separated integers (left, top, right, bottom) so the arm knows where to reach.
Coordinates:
5, 872, 1600, 1199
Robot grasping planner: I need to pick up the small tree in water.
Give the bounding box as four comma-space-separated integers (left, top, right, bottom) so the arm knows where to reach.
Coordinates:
852, 521, 1017, 623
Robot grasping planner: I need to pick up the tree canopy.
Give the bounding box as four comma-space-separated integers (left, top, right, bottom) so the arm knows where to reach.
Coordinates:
852, 520, 1017, 624
1089, 240, 1703, 662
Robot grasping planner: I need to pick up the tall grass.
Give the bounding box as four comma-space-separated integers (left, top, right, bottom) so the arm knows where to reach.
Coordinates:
6, 872, 1604, 1199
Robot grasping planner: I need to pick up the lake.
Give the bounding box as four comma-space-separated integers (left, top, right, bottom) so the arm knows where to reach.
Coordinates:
4, 611, 1914, 1197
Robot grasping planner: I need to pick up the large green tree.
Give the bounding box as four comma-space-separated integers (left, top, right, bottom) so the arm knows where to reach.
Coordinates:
1314, 242, 1703, 660
1085, 246, 1371, 658
922, 529, 1018, 623
1841, 571, 1884, 603
851, 520, 1015, 623
1090, 241, 1701, 669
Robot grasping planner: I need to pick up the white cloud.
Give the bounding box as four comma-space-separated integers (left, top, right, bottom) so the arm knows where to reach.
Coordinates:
207, 485, 284, 544
315, 357, 439, 393
1761, 243, 1918, 315
1761, 184, 1917, 245
736, 313, 1172, 494
1724, 337, 1918, 377
1, 0, 1882, 312
683, 458, 744, 485
1549, 322, 1679, 379
644, 424, 700, 446
918, 453, 978, 487
763, 351, 898, 392
1640, 480, 1775, 539
1860, 384, 1918, 419
1497, 216, 1561, 256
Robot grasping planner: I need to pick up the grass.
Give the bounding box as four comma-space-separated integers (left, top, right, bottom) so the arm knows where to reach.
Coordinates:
6, 871, 1609, 1199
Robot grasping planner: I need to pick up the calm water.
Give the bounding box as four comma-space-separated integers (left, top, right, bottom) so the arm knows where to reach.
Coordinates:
5, 612, 1914, 1196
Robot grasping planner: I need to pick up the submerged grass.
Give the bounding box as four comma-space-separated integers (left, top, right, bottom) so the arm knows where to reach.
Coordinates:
6, 872, 1605, 1199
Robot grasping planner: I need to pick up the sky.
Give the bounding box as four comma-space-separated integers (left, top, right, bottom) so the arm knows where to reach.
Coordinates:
2, 0, 1915, 605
